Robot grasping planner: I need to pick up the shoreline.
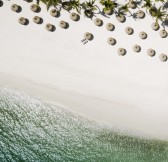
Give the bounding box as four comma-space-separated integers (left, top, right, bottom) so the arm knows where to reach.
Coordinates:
1, 72, 168, 140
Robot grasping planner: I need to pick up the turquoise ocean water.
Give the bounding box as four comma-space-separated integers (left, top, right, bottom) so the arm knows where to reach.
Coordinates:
0, 87, 168, 162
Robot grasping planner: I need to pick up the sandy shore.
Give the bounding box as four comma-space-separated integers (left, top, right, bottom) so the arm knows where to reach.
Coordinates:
1, 0, 168, 139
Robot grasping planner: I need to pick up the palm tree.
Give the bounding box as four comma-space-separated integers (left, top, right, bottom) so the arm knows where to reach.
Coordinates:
81, 0, 99, 18
61, 1, 71, 11
36, 0, 61, 10
61, 0, 81, 12
118, 3, 132, 16
69, 0, 81, 13
100, 0, 118, 15
142, 0, 153, 12
149, 5, 157, 16
150, 6, 167, 24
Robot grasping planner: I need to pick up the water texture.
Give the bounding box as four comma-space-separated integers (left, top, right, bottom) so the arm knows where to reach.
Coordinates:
0, 87, 168, 162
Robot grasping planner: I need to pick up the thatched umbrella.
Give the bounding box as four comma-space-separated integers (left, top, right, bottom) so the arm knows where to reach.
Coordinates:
33, 16, 42, 24
30, 4, 40, 12
132, 44, 141, 52
45, 23, 54, 31
106, 23, 115, 31
139, 31, 147, 39
59, 21, 67, 28
84, 32, 93, 40
151, 22, 160, 31
18, 17, 28, 25
159, 54, 167, 62
107, 37, 116, 45
159, 30, 167, 38
11, 4, 20, 12
116, 15, 126, 23
128, 0, 137, 9
50, 9, 59, 17
70, 13, 79, 21
147, 49, 156, 57
125, 27, 134, 35
94, 18, 103, 26
136, 10, 145, 19
118, 48, 126, 56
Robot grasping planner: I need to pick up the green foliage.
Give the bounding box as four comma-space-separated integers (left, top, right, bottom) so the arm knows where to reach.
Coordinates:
69, 0, 81, 13
82, 0, 97, 11
33, 0, 168, 26
100, 0, 117, 12
150, 6, 167, 23
118, 3, 131, 15
36, 0, 61, 10
142, 0, 153, 9
81, 0, 99, 18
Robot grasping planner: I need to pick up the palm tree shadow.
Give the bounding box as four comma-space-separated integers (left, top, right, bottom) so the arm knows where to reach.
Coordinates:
99, 11, 110, 18
162, 20, 168, 29
131, 13, 140, 21
163, 1, 168, 9
135, 0, 143, 6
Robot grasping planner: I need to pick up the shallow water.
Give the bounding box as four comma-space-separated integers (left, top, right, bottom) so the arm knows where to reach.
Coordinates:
0, 87, 168, 162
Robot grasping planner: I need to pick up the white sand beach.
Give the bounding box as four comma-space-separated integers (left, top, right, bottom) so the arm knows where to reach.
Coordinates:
1, 0, 168, 139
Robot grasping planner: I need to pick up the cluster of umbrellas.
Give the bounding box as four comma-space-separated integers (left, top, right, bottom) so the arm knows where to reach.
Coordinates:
2, 0, 168, 62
